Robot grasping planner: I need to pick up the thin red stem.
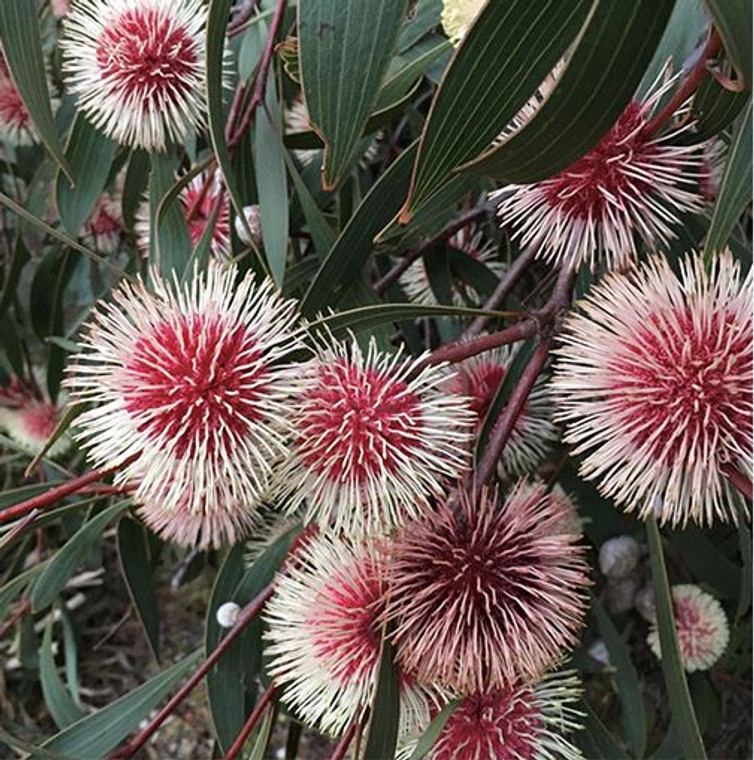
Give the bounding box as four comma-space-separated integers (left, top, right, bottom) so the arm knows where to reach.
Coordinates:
223, 684, 276, 760
329, 716, 360, 760
721, 462, 753, 502
645, 29, 722, 137
110, 585, 274, 759
0, 455, 138, 526
0, 599, 30, 640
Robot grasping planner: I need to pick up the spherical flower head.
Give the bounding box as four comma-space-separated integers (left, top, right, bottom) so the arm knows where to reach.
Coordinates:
399, 225, 504, 308
65, 262, 302, 549
648, 584, 729, 673
494, 79, 710, 270
400, 671, 585, 760
82, 193, 122, 253
0, 52, 35, 145
386, 482, 591, 694
279, 335, 474, 535
263, 531, 434, 737
444, 345, 558, 475
61, 0, 207, 151
550, 251, 752, 527
441, 0, 485, 46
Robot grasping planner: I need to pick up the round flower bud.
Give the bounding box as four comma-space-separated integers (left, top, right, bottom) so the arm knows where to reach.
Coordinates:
216, 601, 241, 628
235, 205, 263, 248
605, 573, 640, 615
599, 536, 641, 579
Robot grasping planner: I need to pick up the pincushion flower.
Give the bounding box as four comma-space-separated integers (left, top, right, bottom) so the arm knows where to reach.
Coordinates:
399, 671, 584, 760
494, 79, 710, 270
0, 53, 35, 145
441, 0, 484, 45
279, 335, 473, 535
66, 263, 301, 548
648, 584, 729, 673
264, 531, 434, 737
386, 482, 590, 693
444, 345, 557, 475
61, 0, 207, 151
82, 193, 122, 253
551, 251, 752, 527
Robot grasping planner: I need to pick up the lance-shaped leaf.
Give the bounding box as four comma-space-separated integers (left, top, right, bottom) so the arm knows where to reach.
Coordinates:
705, 0, 752, 90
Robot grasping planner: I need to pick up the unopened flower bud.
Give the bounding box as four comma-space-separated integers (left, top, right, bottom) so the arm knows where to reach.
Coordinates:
605, 573, 640, 615
588, 639, 610, 667
235, 205, 262, 247
634, 584, 656, 623
599, 536, 640, 579
216, 601, 241, 628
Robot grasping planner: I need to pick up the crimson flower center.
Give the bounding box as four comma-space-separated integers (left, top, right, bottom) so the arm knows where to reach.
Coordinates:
122, 314, 265, 458
0, 80, 29, 128
96, 8, 197, 106
299, 361, 423, 482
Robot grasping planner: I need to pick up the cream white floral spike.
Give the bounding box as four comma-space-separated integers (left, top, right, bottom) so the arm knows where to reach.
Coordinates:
279, 333, 474, 536
441, 0, 485, 46
61, 0, 207, 151
66, 262, 302, 549
551, 251, 752, 527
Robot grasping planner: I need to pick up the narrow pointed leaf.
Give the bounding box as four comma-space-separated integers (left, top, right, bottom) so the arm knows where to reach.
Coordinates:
705, 0, 752, 89
363, 637, 400, 760
40, 619, 85, 730
408, 699, 459, 759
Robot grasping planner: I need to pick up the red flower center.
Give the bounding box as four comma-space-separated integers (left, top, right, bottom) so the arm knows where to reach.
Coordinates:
299, 360, 423, 483
434, 690, 542, 760
22, 403, 59, 440
89, 206, 120, 236
122, 314, 266, 459
96, 7, 197, 107
181, 184, 229, 248
0, 78, 30, 130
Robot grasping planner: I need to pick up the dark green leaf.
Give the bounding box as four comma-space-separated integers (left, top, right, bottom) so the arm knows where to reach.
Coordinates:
56, 115, 117, 237
705, 104, 752, 256
0, 0, 72, 180
576, 699, 631, 760
407, 699, 459, 760
468, 0, 676, 181
42, 651, 201, 759
646, 514, 708, 760
122, 150, 150, 230
0, 235, 30, 317
298, 0, 407, 189
117, 517, 161, 662
363, 637, 400, 760
40, 618, 85, 730
0, 563, 46, 619
690, 74, 749, 140
397, 0, 443, 53
399, 0, 592, 219
705, 0, 752, 89
32, 500, 131, 611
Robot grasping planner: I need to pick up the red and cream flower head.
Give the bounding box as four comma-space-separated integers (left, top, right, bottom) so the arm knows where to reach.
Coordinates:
0, 52, 36, 145
61, 0, 207, 151
444, 345, 558, 475
135, 171, 231, 260
647, 584, 729, 673
263, 531, 434, 737
399, 671, 584, 760
441, 0, 485, 46
65, 262, 301, 548
386, 482, 590, 694
494, 78, 710, 271
551, 251, 752, 527
82, 193, 122, 253
279, 334, 474, 536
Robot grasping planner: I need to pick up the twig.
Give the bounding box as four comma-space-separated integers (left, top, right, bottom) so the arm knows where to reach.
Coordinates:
0, 599, 30, 640
0, 454, 138, 526
224, 684, 277, 760
110, 584, 275, 759
721, 462, 753, 502
329, 715, 360, 760
374, 203, 494, 296
461, 248, 536, 339
645, 29, 722, 137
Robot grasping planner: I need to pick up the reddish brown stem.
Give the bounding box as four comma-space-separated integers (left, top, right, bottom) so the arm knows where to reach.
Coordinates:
227, 0, 288, 150
461, 248, 536, 339
0, 599, 30, 640
111, 584, 275, 759
645, 29, 722, 137
0, 455, 138, 526
227, 0, 258, 37
223, 684, 276, 760
329, 716, 360, 760
721, 462, 753, 502
374, 203, 494, 296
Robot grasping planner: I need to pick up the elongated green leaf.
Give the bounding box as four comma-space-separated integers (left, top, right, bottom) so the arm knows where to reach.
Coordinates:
299, 0, 406, 189
468, 0, 675, 181
0, 563, 46, 619
40, 619, 85, 730
24, 404, 82, 476
32, 501, 131, 611
363, 637, 400, 760
399, 0, 592, 220
705, 0, 752, 89
42, 651, 201, 759
56, 115, 117, 237
0, 0, 72, 180
302, 143, 418, 316
248, 704, 276, 760
117, 517, 161, 662
398, 0, 443, 53
576, 699, 631, 760
122, 150, 150, 230
254, 52, 289, 286
705, 104, 752, 256
690, 74, 749, 141
593, 600, 647, 758
646, 515, 708, 760
408, 700, 459, 760
0, 235, 30, 317
670, 526, 741, 600
0, 728, 78, 760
